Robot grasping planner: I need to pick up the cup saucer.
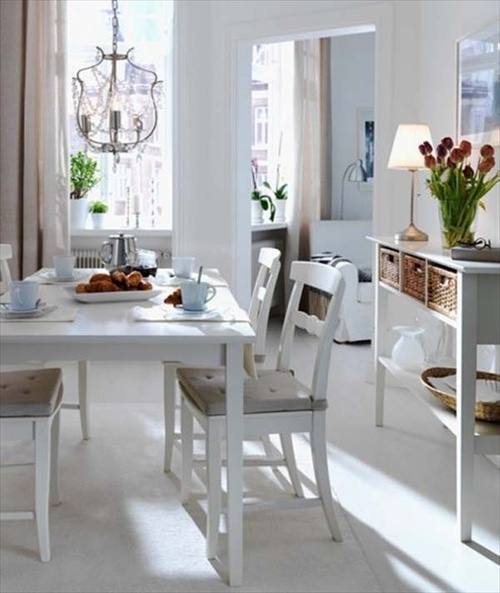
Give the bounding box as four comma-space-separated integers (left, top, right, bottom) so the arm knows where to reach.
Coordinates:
0, 301, 47, 317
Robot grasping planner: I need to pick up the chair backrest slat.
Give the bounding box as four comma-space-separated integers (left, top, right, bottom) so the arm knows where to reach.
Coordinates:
0, 244, 13, 295
277, 261, 344, 401
249, 247, 281, 359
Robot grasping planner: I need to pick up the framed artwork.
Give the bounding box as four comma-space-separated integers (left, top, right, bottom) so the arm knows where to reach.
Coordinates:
357, 107, 374, 191
457, 22, 500, 146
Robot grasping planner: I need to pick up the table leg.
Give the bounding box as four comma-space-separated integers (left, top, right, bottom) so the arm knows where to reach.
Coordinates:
374, 245, 388, 427
78, 361, 89, 440
225, 343, 244, 587
456, 273, 477, 541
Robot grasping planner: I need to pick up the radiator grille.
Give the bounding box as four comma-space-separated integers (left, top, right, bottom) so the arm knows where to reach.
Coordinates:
71, 248, 104, 269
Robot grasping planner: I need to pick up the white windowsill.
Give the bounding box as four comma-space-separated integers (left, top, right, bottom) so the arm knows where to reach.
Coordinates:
71, 228, 172, 238
72, 223, 286, 238
251, 222, 287, 232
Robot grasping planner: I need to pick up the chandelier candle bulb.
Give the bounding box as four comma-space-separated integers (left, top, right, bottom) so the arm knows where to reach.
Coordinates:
81, 114, 91, 134
110, 109, 121, 130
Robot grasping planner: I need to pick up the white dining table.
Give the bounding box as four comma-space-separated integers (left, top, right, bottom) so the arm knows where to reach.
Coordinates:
0, 269, 254, 586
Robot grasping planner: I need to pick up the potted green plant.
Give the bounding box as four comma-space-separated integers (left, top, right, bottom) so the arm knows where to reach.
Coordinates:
251, 159, 275, 224
88, 200, 109, 230
263, 180, 287, 223
70, 151, 100, 229
420, 138, 499, 248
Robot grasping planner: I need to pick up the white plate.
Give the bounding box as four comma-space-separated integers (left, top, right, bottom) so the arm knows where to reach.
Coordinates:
0, 302, 51, 319
67, 287, 162, 303
38, 270, 89, 284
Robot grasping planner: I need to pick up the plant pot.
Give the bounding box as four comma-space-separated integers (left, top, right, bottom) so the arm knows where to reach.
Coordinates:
438, 198, 478, 249
251, 200, 264, 225
274, 199, 287, 223
70, 197, 89, 229
90, 213, 106, 230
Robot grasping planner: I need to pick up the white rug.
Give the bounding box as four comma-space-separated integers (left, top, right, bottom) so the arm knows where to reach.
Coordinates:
0, 403, 380, 593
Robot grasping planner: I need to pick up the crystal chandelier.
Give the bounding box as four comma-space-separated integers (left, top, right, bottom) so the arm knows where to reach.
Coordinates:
72, 0, 162, 161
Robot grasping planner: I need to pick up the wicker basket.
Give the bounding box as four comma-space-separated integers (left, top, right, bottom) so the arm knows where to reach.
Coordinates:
379, 248, 400, 289
427, 264, 457, 317
421, 367, 500, 423
402, 254, 426, 302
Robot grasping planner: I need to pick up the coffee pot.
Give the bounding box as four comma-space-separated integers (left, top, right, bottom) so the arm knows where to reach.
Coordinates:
100, 233, 137, 270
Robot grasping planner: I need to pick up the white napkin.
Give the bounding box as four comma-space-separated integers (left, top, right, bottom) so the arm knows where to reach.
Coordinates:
0, 305, 77, 322
132, 304, 248, 323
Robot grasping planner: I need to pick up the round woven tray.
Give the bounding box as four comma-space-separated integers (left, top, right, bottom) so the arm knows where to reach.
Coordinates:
421, 367, 500, 423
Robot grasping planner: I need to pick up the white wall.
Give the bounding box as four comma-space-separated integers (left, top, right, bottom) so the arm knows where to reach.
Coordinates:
331, 32, 375, 220
416, 0, 500, 243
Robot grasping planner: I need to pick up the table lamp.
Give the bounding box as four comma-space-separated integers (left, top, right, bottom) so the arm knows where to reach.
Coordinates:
388, 123, 432, 241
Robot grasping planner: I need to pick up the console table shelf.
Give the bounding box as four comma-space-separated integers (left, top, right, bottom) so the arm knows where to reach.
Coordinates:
379, 356, 500, 455
369, 236, 500, 545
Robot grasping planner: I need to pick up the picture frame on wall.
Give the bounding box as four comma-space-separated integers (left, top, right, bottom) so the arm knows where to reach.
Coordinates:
357, 107, 374, 191
457, 21, 500, 147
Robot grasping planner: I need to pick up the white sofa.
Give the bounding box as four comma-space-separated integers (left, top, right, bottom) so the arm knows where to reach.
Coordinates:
309, 220, 373, 342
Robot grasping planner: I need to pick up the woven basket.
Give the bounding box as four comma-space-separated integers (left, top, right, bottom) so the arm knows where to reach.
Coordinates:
379, 248, 400, 289
421, 367, 500, 423
427, 264, 457, 317
402, 254, 426, 302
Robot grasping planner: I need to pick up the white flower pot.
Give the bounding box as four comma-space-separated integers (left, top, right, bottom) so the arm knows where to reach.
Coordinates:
251, 200, 264, 225
90, 213, 106, 229
274, 199, 287, 223
70, 197, 89, 229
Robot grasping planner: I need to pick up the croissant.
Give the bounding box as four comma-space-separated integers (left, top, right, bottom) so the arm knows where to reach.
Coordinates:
164, 288, 182, 305
126, 271, 143, 289
85, 280, 119, 293
89, 273, 111, 284
111, 271, 128, 289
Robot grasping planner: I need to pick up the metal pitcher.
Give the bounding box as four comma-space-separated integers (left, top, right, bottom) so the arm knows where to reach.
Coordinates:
100, 233, 137, 270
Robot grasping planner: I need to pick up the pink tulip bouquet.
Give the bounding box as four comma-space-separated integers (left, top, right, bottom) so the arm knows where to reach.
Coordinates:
420, 137, 499, 248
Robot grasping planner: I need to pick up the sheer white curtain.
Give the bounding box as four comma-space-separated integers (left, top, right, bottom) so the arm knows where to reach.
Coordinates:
287, 38, 331, 274
0, 0, 69, 278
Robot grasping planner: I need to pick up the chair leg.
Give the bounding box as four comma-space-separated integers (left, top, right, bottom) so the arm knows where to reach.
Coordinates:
163, 363, 177, 473
35, 419, 52, 561
50, 411, 61, 506
206, 420, 222, 559
311, 412, 342, 542
181, 397, 194, 504
78, 361, 89, 440
280, 433, 304, 497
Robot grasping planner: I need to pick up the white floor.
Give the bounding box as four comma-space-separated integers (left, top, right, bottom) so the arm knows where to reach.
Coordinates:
1, 321, 499, 593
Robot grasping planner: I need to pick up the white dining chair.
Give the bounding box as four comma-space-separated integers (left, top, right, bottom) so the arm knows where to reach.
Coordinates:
0, 368, 63, 561
179, 261, 345, 559
162, 247, 283, 473
0, 243, 90, 440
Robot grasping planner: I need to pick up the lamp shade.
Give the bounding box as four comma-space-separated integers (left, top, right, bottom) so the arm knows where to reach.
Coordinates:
388, 124, 433, 170
348, 159, 368, 182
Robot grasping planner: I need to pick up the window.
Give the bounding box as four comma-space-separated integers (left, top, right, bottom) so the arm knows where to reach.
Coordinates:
68, 0, 173, 229
251, 42, 294, 195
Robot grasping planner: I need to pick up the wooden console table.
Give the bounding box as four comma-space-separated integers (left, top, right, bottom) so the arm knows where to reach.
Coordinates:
368, 236, 500, 542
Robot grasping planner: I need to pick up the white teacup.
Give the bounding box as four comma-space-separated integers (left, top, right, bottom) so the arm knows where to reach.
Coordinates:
53, 255, 75, 279
172, 256, 195, 279
180, 281, 216, 311
10, 280, 39, 311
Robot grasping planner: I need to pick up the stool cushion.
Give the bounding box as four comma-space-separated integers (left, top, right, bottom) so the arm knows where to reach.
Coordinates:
177, 367, 327, 416
0, 369, 63, 417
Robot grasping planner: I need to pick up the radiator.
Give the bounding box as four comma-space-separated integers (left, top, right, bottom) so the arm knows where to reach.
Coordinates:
71, 248, 104, 269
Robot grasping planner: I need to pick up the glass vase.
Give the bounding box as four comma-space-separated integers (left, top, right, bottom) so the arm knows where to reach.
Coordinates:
438, 200, 478, 249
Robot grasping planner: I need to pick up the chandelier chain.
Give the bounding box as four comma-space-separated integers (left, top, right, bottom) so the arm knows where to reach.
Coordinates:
111, 0, 119, 54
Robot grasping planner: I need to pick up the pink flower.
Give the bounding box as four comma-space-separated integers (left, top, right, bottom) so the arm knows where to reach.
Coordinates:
480, 144, 494, 158
459, 140, 472, 157
441, 137, 454, 150
450, 148, 464, 163
424, 155, 437, 169
479, 156, 495, 173
463, 165, 474, 179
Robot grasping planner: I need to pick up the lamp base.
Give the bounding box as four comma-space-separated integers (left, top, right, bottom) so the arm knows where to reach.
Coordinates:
395, 223, 428, 242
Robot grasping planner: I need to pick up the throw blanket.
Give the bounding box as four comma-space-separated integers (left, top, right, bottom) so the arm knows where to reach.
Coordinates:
310, 252, 372, 282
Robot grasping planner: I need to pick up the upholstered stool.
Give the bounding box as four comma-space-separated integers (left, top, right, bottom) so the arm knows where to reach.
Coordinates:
0, 368, 63, 561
